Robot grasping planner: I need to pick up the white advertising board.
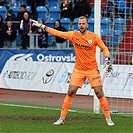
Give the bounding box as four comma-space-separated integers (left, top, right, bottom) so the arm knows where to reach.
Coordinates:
0, 60, 133, 98
0, 60, 92, 95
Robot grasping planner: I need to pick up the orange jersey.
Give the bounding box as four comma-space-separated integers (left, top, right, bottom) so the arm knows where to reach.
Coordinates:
47, 28, 110, 71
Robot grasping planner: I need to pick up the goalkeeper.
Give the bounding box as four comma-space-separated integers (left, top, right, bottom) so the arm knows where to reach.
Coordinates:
32, 16, 114, 126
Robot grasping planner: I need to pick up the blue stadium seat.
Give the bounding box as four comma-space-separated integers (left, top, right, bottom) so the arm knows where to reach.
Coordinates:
10, 6, 20, 17
16, 30, 21, 45
91, 7, 94, 18
114, 30, 121, 46
72, 18, 78, 31
16, 0, 20, 6
101, 29, 108, 35
47, 0, 58, 9
117, 0, 127, 18
101, 17, 112, 44
46, 17, 56, 28
101, 30, 109, 47
16, 35, 21, 45
45, 13, 56, 46
26, 6, 31, 12
114, 18, 125, 46
125, 7, 130, 19
101, 17, 112, 34
36, 6, 48, 20
0, 6, 6, 20
114, 18, 125, 33
108, 30, 114, 47
9, 0, 20, 6
88, 18, 94, 32
21, 0, 27, 5
60, 18, 71, 31
37, 17, 43, 22
49, 6, 60, 20
47, 34, 54, 46
117, 0, 126, 12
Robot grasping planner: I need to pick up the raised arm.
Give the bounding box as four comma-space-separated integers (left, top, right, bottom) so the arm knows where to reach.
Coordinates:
46, 27, 73, 41
32, 20, 73, 41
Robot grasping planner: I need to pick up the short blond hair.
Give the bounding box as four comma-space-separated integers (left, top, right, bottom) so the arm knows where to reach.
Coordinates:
78, 16, 88, 24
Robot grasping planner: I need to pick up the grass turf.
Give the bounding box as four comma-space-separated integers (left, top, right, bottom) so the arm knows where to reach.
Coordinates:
0, 102, 133, 133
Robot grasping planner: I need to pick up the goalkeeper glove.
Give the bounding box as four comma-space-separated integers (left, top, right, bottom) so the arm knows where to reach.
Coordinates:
32, 20, 46, 30
103, 56, 113, 72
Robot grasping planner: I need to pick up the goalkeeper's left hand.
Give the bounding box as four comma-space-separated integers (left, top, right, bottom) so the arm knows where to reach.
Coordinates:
103, 56, 113, 72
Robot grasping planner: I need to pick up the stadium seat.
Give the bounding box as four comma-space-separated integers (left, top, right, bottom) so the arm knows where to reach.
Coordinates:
88, 18, 94, 32
21, 0, 27, 5
101, 30, 109, 47
47, 0, 58, 9
37, 17, 43, 22
46, 17, 56, 28
0, 6, 6, 20
60, 18, 71, 31
47, 34, 54, 46
117, 0, 127, 18
114, 30, 121, 46
16, 30, 21, 45
16, 0, 20, 6
26, 6, 31, 12
10, 6, 20, 17
16, 35, 21, 45
91, 7, 94, 18
36, 6, 48, 20
114, 18, 125, 33
72, 18, 78, 31
125, 7, 130, 19
108, 30, 114, 47
117, 0, 126, 12
9, 0, 20, 6
101, 17, 112, 34
49, 6, 60, 20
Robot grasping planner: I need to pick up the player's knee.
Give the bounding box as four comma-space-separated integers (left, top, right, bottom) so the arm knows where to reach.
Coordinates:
95, 91, 103, 98
67, 90, 76, 97
94, 86, 104, 98
67, 85, 78, 97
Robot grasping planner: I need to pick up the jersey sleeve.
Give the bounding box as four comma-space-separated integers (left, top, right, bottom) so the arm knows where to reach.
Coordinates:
96, 35, 110, 57
46, 27, 73, 41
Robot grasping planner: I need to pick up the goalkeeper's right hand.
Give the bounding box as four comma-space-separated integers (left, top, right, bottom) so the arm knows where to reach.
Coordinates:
32, 20, 46, 30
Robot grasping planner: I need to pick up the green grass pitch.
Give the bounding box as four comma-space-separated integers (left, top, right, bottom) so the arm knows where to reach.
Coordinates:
0, 102, 133, 133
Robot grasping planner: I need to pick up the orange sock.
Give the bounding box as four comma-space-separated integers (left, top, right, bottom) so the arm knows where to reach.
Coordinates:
99, 96, 110, 118
61, 95, 73, 118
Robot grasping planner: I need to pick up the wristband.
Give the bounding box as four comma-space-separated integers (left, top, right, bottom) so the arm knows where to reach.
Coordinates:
105, 56, 110, 61
40, 24, 46, 30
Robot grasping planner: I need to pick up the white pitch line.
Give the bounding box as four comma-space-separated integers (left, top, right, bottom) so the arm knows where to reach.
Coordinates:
0, 103, 61, 111
0, 103, 90, 114
0, 103, 133, 117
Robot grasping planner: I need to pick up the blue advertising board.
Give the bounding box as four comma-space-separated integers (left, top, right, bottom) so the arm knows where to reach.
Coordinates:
0, 49, 75, 73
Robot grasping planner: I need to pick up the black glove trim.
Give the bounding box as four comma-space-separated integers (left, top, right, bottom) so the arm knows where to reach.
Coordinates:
105, 56, 110, 61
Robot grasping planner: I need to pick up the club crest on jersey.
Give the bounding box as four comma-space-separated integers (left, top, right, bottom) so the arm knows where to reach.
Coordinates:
88, 40, 92, 44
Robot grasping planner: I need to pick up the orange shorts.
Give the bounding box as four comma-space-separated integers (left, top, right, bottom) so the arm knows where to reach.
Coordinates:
70, 68, 103, 88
